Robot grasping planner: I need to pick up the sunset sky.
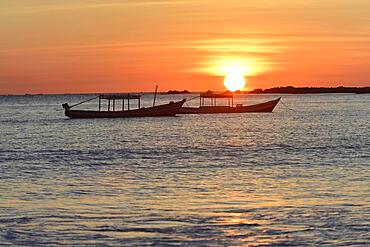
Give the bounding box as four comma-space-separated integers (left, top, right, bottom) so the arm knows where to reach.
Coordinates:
1, 0, 370, 94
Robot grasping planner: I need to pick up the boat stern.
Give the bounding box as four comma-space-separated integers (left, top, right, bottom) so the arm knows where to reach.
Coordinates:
62, 103, 70, 110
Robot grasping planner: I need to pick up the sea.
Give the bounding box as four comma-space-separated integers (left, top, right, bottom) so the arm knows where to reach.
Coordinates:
0, 93, 369, 246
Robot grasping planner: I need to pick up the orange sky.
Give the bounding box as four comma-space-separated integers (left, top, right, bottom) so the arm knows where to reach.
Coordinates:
1, 0, 370, 94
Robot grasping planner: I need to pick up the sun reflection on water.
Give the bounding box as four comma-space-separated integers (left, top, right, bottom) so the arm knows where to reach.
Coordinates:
214, 212, 289, 246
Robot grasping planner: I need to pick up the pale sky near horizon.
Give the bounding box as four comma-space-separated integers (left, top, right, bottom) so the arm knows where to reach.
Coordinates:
1, 0, 369, 93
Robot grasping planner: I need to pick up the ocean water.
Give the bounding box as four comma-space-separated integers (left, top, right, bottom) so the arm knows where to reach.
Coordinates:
0, 93, 369, 246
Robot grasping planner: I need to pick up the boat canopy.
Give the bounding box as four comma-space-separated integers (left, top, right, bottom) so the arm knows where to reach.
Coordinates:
100, 94, 141, 100
200, 92, 233, 98
199, 92, 234, 107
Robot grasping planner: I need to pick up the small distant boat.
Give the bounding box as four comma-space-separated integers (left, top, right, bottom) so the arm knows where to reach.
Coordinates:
179, 92, 281, 114
62, 94, 186, 119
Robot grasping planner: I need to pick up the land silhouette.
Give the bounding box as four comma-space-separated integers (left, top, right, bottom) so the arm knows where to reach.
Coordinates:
247, 86, 370, 94
163, 90, 190, 94
161, 86, 370, 95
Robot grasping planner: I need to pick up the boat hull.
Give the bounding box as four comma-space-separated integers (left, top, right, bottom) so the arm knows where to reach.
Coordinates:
179, 97, 281, 114
65, 99, 186, 119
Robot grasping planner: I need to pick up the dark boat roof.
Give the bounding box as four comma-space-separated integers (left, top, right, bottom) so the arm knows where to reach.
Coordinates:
200, 92, 234, 98
99, 94, 141, 100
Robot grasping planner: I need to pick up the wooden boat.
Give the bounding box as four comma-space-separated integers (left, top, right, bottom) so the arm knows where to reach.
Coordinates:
179, 92, 280, 114
62, 94, 186, 119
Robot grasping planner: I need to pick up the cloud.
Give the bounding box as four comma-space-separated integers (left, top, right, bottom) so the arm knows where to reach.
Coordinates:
0, 0, 201, 14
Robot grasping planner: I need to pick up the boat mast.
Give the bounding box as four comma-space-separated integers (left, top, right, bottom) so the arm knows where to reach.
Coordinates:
153, 85, 158, 107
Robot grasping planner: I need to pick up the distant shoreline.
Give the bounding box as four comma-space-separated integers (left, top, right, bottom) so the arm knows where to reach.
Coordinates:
2, 86, 370, 96
247, 86, 370, 94
162, 90, 190, 95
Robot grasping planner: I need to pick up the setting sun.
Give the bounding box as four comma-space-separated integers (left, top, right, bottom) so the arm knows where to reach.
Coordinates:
224, 70, 246, 92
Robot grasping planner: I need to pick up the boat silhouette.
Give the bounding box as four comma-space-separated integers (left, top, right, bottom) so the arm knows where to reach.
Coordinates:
180, 92, 280, 114
62, 94, 186, 119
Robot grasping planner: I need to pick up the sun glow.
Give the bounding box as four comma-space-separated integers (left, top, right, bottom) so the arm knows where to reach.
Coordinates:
199, 56, 265, 76
196, 57, 262, 91
224, 69, 246, 92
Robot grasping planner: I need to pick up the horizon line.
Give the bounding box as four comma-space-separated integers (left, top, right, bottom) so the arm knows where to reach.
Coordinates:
2, 86, 370, 96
